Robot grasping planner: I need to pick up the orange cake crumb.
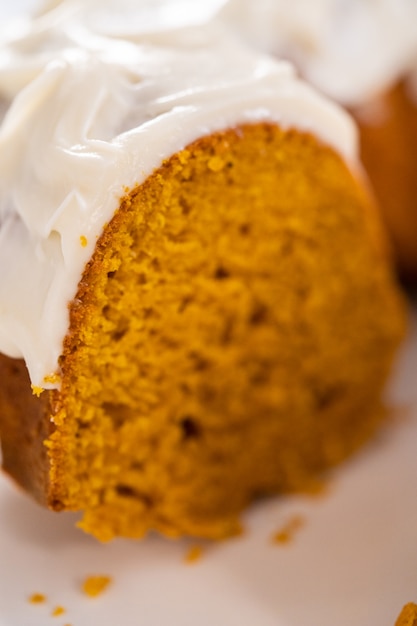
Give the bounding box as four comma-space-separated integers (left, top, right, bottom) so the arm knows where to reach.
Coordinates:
207, 155, 225, 172
28, 593, 46, 604
43, 372, 61, 385
80, 235, 88, 247
30, 385, 44, 397
184, 545, 203, 564
395, 603, 417, 626
82, 575, 112, 598
272, 515, 305, 545
51, 605, 66, 617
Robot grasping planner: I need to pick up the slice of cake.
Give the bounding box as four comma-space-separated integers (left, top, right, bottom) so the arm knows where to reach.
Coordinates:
0, 0, 405, 540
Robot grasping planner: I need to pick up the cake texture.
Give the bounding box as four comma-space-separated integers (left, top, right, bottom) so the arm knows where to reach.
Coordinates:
220, 0, 417, 279
0, 0, 406, 541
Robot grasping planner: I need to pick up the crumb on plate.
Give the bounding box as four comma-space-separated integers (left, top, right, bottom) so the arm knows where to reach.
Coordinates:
28, 593, 46, 604
51, 605, 66, 617
184, 545, 203, 564
82, 575, 112, 597
272, 514, 305, 545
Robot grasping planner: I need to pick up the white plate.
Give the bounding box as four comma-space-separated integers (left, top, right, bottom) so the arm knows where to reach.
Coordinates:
0, 303, 416, 626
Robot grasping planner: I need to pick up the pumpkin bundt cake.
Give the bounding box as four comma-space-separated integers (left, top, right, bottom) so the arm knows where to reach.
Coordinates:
0, 0, 405, 540
355, 79, 417, 281
220, 0, 417, 279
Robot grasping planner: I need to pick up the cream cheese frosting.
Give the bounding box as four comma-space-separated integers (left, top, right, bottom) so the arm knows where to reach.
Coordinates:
219, 0, 417, 106
0, 0, 358, 389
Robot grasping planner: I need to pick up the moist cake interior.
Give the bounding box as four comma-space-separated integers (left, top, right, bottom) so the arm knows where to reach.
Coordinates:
0, 123, 404, 540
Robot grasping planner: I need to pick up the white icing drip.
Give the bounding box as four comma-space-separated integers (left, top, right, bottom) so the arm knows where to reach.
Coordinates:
219, 0, 417, 105
0, 0, 358, 388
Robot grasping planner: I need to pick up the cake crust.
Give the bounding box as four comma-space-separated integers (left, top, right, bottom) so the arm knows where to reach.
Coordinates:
0, 356, 54, 506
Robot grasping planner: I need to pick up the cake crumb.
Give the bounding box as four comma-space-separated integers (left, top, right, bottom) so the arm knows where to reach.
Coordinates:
82, 575, 112, 598
80, 235, 88, 247
28, 593, 46, 604
395, 602, 417, 626
31, 385, 44, 397
207, 155, 225, 172
51, 605, 66, 617
272, 515, 305, 545
43, 372, 61, 385
184, 545, 203, 564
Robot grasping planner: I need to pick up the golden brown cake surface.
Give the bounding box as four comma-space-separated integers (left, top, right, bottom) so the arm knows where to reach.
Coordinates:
0, 123, 405, 540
